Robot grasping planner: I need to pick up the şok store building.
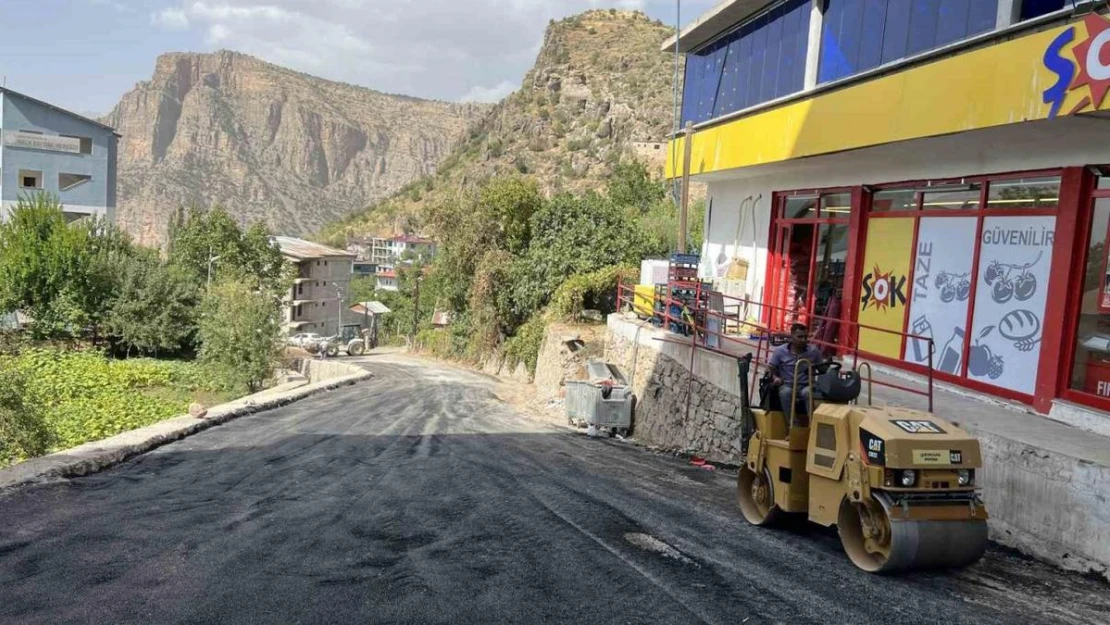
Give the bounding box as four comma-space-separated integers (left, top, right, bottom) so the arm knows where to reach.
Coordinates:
667, 0, 1110, 422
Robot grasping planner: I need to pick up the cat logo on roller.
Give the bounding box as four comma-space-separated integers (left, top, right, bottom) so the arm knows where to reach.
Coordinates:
733, 354, 988, 574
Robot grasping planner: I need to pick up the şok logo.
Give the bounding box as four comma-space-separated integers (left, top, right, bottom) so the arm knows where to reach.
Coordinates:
861, 265, 908, 312
1044, 14, 1110, 118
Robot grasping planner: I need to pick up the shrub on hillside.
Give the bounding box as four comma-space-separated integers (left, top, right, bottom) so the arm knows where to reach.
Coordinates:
549, 265, 633, 320
0, 364, 51, 465
198, 280, 284, 393
503, 315, 547, 376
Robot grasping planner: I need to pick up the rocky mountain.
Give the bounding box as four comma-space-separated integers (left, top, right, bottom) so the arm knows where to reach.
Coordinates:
322, 10, 684, 242
104, 51, 490, 245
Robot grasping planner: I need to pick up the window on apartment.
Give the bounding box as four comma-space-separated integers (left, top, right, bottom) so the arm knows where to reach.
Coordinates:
58, 173, 92, 191
297, 283, 304, 296
60, 135, 93, 155
19, 170, 43, 189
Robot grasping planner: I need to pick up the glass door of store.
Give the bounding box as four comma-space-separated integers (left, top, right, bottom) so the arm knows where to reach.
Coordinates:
768, 193, 852, 354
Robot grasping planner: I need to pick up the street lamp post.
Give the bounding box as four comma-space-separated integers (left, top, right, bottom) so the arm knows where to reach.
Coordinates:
332, 282, 344, 337
410, 277, 422, 346
206, 246, 222, 290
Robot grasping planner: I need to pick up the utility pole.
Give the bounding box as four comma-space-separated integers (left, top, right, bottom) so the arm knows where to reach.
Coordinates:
678, 120, 694, 253
206, 246, 221, 290
411, 277, 422, 345
671, 0, 682, 204
332, 282, 343, 336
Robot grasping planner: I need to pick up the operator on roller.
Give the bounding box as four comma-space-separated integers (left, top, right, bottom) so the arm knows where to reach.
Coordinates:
769, 323, 825, 427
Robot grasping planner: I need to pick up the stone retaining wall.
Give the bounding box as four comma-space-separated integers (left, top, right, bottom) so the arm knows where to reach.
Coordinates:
604, 317, 745, 465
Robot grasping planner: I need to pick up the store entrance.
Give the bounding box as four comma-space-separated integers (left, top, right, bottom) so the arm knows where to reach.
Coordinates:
769, 193, 852, 354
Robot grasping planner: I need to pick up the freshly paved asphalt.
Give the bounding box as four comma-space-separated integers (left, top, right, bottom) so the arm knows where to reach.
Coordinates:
1, 354, 1107, 625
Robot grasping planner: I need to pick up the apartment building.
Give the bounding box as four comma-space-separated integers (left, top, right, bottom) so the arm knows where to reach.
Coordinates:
0, 87, 118, 223
274, 236, 355, 336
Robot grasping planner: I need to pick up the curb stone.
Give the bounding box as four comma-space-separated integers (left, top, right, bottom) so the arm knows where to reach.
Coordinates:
0, 367, 373, 493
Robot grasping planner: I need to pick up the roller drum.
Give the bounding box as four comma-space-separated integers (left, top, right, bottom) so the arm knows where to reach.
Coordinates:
881, 519, 989, 573
839, 498, 988, 573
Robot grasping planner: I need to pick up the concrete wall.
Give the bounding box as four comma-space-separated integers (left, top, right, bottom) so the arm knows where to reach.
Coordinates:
605, 314, 1110, 579
1, 91, 116, 220
297, 358, 365, 384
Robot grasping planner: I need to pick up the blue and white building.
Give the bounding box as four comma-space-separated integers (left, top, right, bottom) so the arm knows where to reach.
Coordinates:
0, 87, 118, 223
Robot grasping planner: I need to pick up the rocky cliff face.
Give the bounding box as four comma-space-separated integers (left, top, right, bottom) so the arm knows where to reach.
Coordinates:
322, 10, 685, 242
104, 51, 489, 245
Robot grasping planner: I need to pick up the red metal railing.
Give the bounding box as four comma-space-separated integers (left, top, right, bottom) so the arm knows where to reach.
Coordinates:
617, 279, 936, 412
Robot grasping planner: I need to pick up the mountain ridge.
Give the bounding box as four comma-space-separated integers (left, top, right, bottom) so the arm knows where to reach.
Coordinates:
104, 50, 491, 245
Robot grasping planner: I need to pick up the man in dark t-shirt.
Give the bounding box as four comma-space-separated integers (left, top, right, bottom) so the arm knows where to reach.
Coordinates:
769, 323, 824, 426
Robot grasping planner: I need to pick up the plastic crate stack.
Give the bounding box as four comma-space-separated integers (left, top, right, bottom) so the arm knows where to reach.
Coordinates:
654, 253, 711, 336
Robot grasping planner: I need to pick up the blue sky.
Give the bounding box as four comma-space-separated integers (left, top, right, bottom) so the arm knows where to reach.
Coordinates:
0, 0, 715, 117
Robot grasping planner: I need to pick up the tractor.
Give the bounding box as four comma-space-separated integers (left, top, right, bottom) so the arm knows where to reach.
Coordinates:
735, 353, 989, 573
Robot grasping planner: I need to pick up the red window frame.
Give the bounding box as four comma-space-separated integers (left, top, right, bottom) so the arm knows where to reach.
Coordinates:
1058, 167, 1110, 413
766, 169, 1064, 406
766, 188, 854, 330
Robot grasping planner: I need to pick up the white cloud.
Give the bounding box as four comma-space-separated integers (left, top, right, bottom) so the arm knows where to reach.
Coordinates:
151, 7, 190, 29
460, 81, 517, 104
147, 0, 715, 103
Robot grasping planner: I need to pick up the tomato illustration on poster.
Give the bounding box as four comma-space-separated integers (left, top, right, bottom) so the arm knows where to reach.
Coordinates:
969, 216, 1056, 394
904, 217, 978, 373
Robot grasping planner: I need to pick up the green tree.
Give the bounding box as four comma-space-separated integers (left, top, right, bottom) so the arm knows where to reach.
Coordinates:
504, 192, 648, 320
636, 198, 706, 256
608, 160, 666, 213
168, 207, 286, 299
0, 194, 131, 338
197, 280, 283, 393
0, 364, 52, 465
107, 251, 199, 356
478, 177, 543, 255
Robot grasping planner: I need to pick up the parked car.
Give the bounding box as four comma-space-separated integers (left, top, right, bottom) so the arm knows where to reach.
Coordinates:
288, 333, 322, 349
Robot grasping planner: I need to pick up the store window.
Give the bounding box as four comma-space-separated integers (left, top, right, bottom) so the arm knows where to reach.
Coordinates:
985, 176, 1061, 210
872, 188, 917, 212
784, 196, 818, 219
769, 191, 853, 338
1069, 197, 1110, 400
857, 171, 1057, 400
921, 183, 982, 211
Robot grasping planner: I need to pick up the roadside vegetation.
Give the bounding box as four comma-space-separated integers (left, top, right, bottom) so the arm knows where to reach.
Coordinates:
357, 160, 703, 374
0, 195, 289, 467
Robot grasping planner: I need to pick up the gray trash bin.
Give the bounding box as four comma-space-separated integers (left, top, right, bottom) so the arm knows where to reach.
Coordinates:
564, 374, 633, 435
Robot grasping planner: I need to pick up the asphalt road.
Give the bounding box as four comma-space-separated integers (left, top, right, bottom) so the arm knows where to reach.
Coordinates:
1, 354, 1107, 625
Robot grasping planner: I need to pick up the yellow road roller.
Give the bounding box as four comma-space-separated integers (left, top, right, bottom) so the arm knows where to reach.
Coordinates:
734, 354, 988, 573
